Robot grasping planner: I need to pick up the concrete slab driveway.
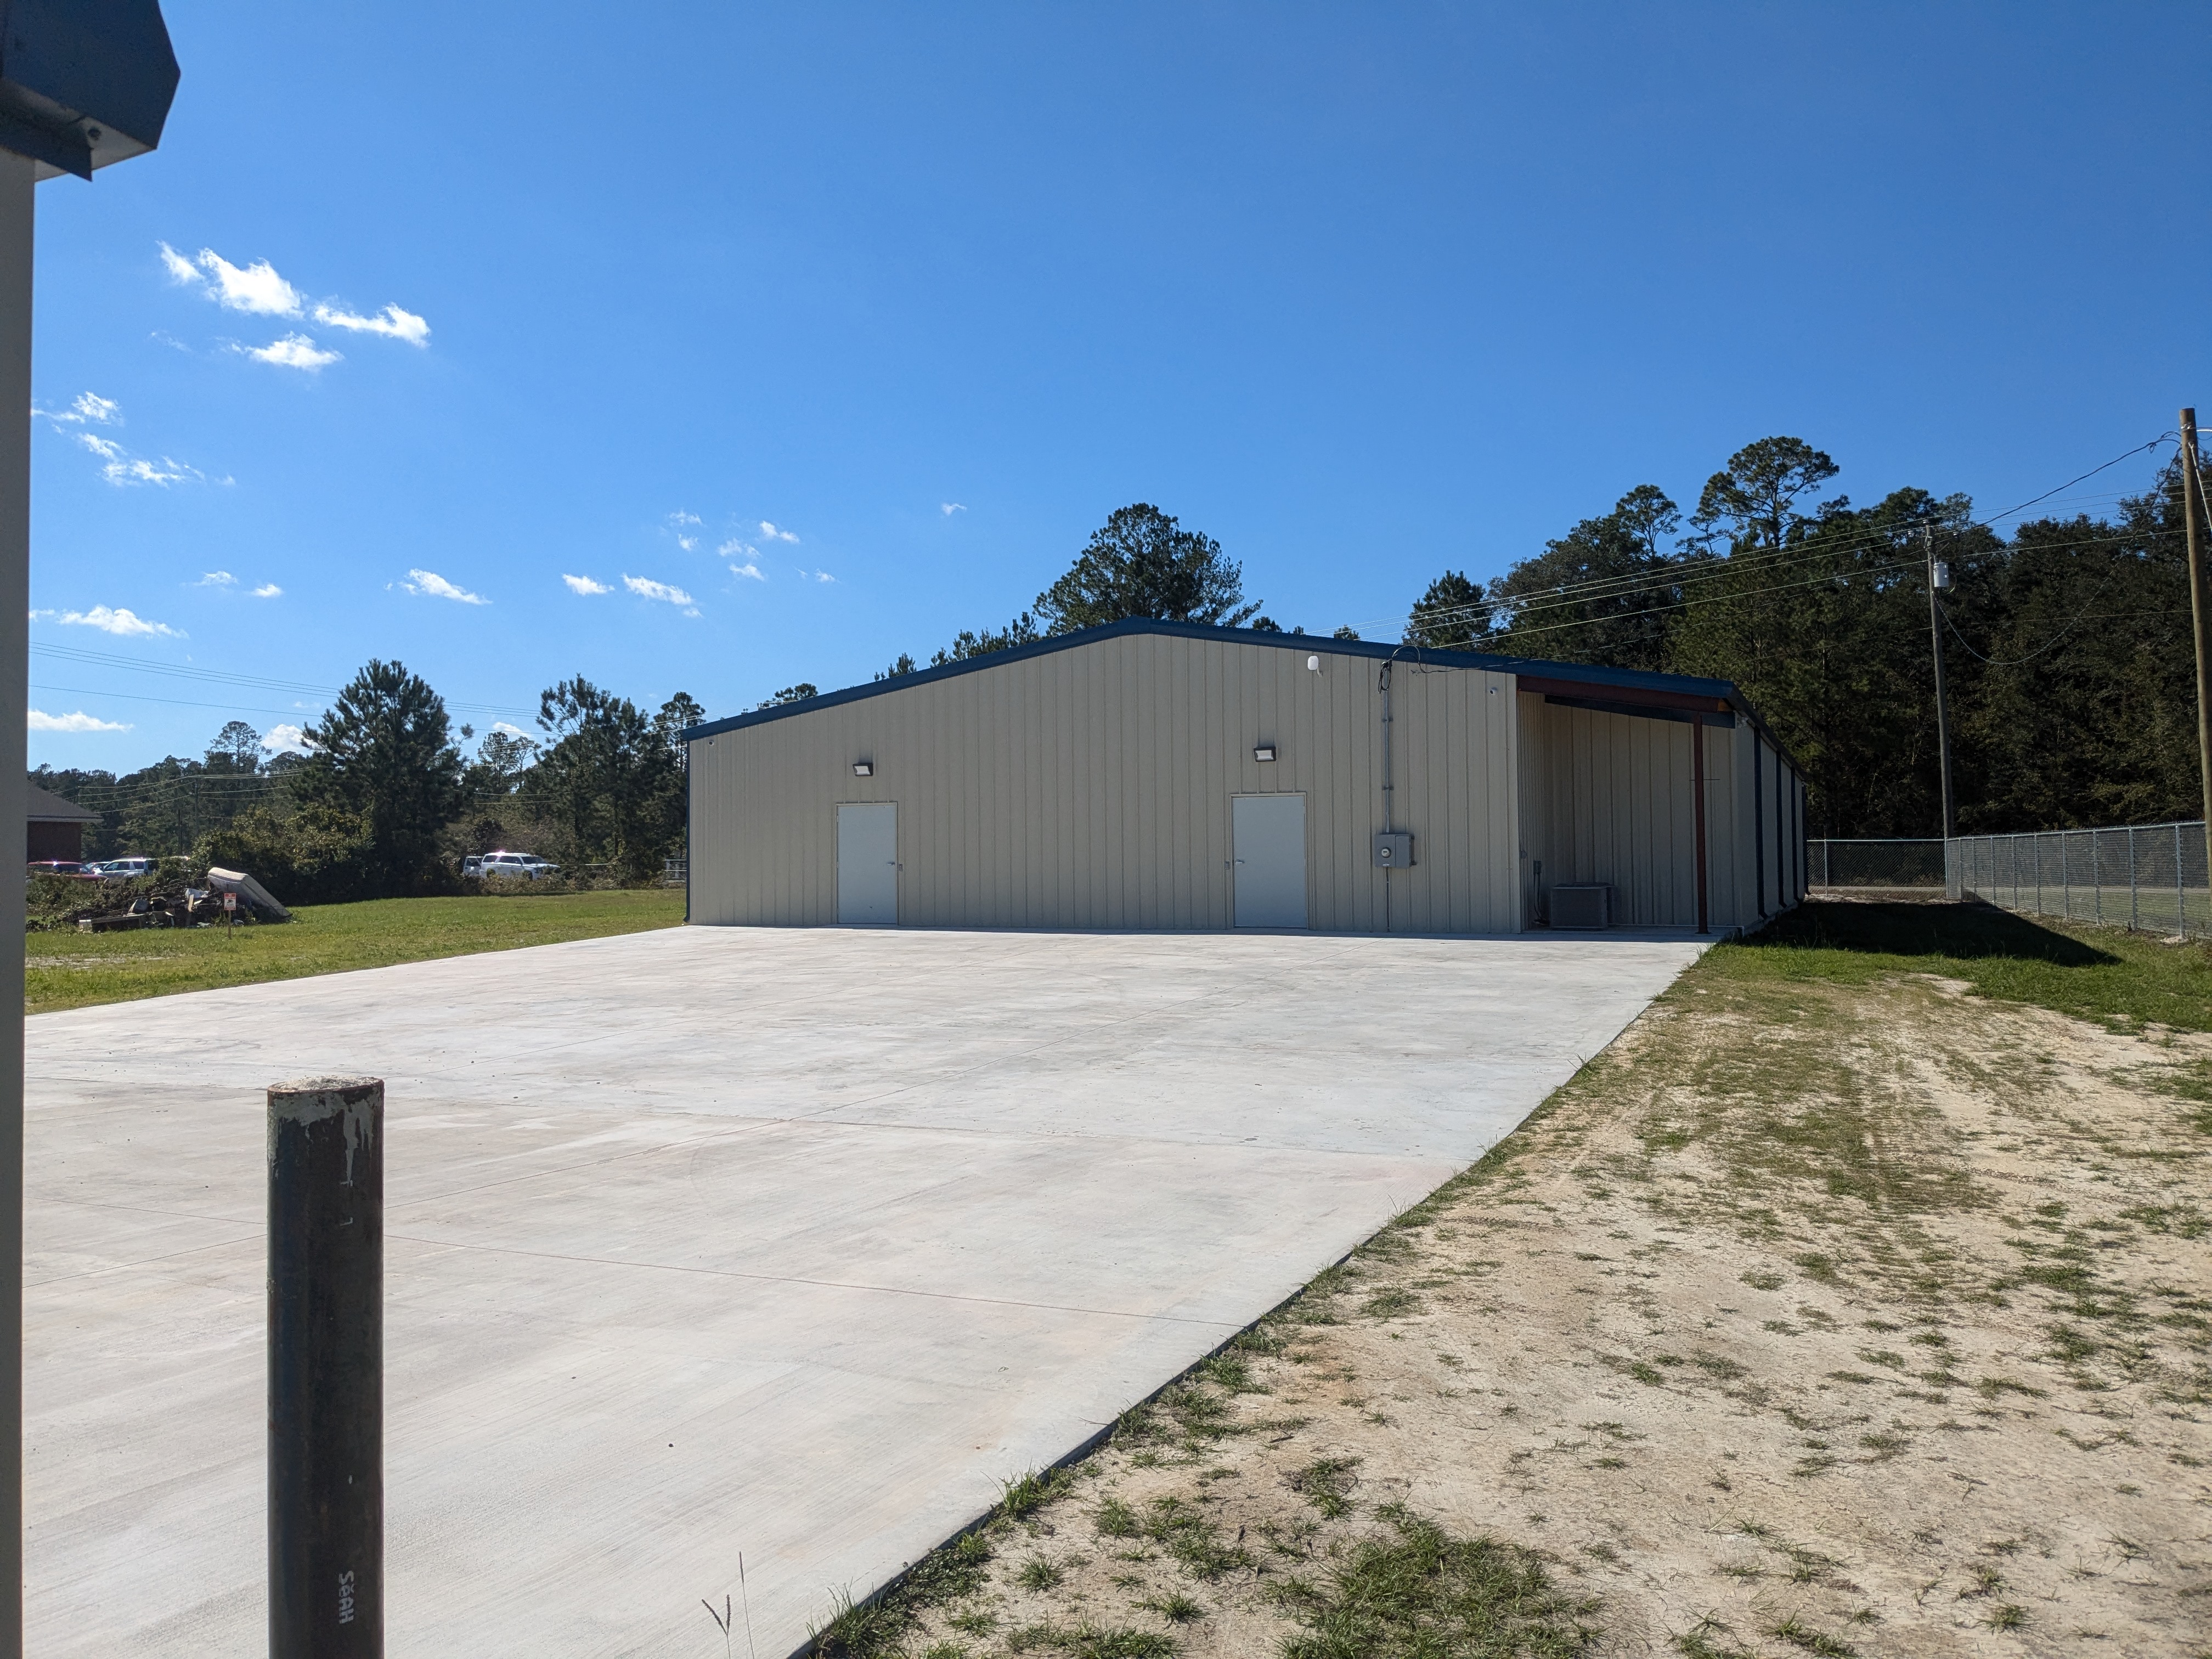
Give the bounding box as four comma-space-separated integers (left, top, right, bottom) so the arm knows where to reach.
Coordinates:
25, 924, 1703, 1656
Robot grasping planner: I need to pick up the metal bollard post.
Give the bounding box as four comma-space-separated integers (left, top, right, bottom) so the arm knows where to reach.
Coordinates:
268, 1077, 384, 1658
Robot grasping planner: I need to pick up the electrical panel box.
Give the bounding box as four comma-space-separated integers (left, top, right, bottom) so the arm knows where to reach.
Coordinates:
1550, 883, 1613, 929
1371, 832, 1414, 870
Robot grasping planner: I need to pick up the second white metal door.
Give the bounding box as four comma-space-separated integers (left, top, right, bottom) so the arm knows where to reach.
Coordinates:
1232, 793, 1307, 928
837, 803, 898, 926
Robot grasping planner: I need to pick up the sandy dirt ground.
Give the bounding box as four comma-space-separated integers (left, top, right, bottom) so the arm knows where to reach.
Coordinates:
884, 962, 2211, 1659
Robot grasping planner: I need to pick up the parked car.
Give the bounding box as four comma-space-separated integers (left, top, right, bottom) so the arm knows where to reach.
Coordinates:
88, 856, 157, 881
25, 860, 94, 881
464, 851, 561, 881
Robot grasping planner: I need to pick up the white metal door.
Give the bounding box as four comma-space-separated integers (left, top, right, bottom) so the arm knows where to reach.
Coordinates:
1232, 793, 1307, 928
837, 803, 898, 926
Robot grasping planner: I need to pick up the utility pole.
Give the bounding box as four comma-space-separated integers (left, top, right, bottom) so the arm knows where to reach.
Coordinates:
1925, 525, 1956, 840
2183, 408, 2212, 892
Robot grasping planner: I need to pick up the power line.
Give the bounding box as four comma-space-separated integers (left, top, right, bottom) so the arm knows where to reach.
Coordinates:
1397, 507, 2167, 639
1390, 524, 2163, 647
1364, 434, 2177, 641
1470, 526, 2167, 653
27, 641, 538, 719
31, 683, 326, 719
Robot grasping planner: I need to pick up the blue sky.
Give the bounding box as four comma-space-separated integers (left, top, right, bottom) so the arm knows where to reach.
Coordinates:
26, 3, 2211, 770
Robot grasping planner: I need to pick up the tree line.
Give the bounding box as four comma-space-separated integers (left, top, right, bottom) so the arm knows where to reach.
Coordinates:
872, 502, 1364, 680
37, 444, 2200, 898
1402, 436, 2204, 838
33, 669, 701, 903
765, 470, 2211, 842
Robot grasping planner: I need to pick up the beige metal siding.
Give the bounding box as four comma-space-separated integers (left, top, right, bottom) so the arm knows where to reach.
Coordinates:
1514, 695, 1706, 928
687, 633, 1521, 933
1506, 693, 1811, 932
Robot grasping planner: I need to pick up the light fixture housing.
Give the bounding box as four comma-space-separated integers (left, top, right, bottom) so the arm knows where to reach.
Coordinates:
1306, 654, 1321, 672
1253, 744, 1277, 763
852, 761, 874, 777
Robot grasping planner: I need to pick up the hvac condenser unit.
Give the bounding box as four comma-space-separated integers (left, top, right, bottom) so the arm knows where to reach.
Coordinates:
1549, 883, 1613, 930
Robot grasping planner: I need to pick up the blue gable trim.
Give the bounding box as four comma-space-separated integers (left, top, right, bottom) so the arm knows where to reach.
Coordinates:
682, 618, 1799, 772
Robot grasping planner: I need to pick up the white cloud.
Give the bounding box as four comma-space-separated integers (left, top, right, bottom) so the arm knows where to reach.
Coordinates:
29, 708, 131, 733
252, 583, 282, 599
111, 455, 192, 486
61, 423, 196, 486
312, 302, 429, 346
490, 720, 529, 738
729, 561, 765, 582
716, 538, 748, 557
623, 574, 695, 606
53, 605, 184, 638
35, 391, 123, 427
675, 535, 697, 552
260, 722, 311, 753
812, 571, 836, 583
162, 243, 429, 364
670, 511, 702, 526
196, 571, 236, 586
48, 407, 200, 486
191, 249, 305, 315
400, 569, 488, 605
243, 334, 341, 371
941, 502, 966, 515
562, 573, 612, 595
759, 520, 799, 543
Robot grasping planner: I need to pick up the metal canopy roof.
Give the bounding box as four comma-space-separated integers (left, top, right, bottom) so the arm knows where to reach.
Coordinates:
682, 617, 1804, 773
0, 0, 180, 179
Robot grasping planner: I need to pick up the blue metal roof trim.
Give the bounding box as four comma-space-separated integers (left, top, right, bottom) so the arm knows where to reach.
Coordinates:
682, 618, 1801, 774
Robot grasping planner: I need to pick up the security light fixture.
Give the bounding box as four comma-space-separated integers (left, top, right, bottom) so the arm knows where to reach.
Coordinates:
852, 760, 873, 777
1253, 744, 1277, 763
1306, 654, 1321, 672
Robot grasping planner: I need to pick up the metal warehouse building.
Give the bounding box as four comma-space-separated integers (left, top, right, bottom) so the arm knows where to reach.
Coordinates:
683, 619, 1804, 935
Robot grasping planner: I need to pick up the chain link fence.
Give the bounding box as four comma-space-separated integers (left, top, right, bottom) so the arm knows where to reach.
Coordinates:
1809, 838, 1946, 890
1946, 821, 2212, 939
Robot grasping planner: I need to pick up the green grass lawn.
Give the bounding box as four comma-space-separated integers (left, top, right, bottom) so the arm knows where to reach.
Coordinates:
26, 889, 686, 1015
1729, 897, 2212, 1034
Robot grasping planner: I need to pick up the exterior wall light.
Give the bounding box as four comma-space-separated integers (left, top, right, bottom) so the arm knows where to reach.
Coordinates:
852, 761, 874, 777
1306, 655, 1321, 672
1253, 744, 1277, 763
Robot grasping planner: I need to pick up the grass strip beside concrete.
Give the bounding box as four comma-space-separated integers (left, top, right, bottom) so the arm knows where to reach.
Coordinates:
822, 902, 2210, 1659
25, 889, 686, 1014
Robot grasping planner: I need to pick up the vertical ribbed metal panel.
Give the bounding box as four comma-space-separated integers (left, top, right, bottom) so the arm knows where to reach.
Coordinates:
1513, 695, 1737, 929
684, 633, 1528, 932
